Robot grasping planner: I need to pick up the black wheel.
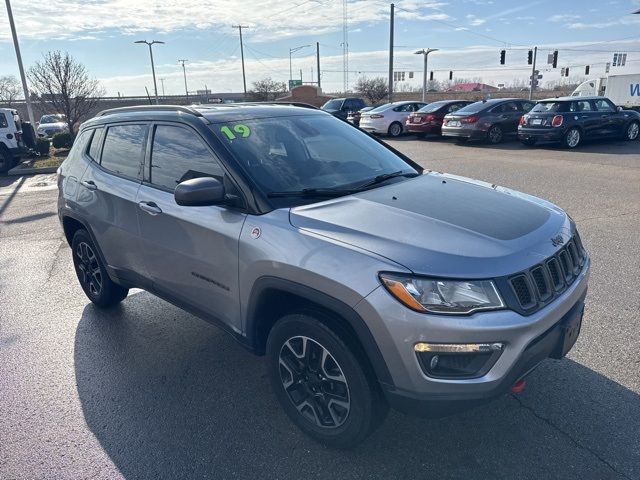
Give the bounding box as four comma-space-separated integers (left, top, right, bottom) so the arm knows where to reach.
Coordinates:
520, 137, 537, 146
624, 121, 639, 141
563, 127, 581, 149
0, 146, 14, 173
487, 125, 503, 144
71, 229, 128, 308
388, 122, 403, 137
266, 313, 388, 448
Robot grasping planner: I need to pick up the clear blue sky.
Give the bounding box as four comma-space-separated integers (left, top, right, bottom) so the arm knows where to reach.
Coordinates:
1, 0, 640, 95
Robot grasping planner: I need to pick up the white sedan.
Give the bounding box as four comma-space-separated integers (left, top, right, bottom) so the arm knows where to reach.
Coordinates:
359, 101, 427, 137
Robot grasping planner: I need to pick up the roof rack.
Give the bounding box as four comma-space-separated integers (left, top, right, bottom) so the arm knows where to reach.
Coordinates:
97, 105, 204, 117
218, 101, 318, 110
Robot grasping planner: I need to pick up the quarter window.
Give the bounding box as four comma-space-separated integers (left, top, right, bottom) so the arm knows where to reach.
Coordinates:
150, 125, 224, 191
100, 124, 147, 179
87, 127, 104, 161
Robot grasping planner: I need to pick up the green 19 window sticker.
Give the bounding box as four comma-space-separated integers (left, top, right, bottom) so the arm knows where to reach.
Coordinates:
220, 124, 251, 140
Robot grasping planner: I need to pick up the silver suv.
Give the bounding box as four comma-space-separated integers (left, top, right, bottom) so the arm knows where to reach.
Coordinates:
57, 104, 590, 447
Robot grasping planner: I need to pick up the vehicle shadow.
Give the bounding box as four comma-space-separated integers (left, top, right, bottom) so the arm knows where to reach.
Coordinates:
75, 292, 639, 480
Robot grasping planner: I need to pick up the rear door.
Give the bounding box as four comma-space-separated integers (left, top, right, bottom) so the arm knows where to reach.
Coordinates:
571, 100, 600, 137
135, 122, 246, 331
501, 101, 522, 134
78, 123, 147, 277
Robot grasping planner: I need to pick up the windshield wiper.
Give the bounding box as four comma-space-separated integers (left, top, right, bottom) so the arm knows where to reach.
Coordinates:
354, 170, 420, 191
267, 188, 355, 198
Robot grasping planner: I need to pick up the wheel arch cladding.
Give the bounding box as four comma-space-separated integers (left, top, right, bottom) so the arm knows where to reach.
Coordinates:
246, 277, 394, 387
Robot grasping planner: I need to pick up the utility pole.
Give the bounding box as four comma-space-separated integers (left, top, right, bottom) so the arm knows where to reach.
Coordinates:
388, 3, 395, 103
232, 25, 249, 96
5, 0, 35, 127
159, 78, 166, 97
415, 48, 438, 102
178, 59, 189, 103
316, 42, 321, 89
342, 0, 349, 92
135, 40, 164, 104
529, 46, 537, 101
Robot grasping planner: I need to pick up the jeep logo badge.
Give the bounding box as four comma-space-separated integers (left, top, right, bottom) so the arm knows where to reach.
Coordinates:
551, 235, 564, 247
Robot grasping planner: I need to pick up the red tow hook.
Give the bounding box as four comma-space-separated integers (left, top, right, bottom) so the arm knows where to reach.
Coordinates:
511, 379, 527, 394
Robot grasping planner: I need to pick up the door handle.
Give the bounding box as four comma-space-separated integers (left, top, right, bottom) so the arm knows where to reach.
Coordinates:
138, 201, 162, 215
81, 180, 97, 191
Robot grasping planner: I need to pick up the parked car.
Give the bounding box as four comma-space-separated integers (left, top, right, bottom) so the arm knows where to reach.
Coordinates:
58, 104, 589, 448
37, 114, 68, 139
359, 101, 428, 137
405, 100, 473, 137
518, 96, 640, 148
321, 97, 368, 120
347, 106, 374, 127
0, 108, 26, 173
442, 98, 535, 144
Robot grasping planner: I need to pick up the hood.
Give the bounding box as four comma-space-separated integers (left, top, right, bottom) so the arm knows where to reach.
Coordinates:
289, 173, 571, 278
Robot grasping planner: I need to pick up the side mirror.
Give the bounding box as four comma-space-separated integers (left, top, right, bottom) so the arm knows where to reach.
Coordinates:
174, 177, 225, 206
617, 106, 623, 112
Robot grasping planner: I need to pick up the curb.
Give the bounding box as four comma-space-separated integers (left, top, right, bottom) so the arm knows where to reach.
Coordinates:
7, 165, 59, 176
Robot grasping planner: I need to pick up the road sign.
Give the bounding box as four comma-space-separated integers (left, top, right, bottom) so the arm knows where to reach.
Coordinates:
288, 79, 302, 90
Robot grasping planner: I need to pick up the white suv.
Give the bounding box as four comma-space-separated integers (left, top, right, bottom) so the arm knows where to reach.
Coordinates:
0, 108, 25, 173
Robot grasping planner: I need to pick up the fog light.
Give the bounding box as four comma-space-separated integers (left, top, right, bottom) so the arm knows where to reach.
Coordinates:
414, 343, 503, 353
430, 355, 439, 369
415, 343, 504, 379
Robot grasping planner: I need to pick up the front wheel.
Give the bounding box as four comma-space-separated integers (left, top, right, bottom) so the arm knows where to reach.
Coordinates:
624, 121, 639, 141
563, 127, 581, 149
388, 122, 403, 137
266, 313, 388, 448
0, 147, 15, 173
71, 229, 128, 308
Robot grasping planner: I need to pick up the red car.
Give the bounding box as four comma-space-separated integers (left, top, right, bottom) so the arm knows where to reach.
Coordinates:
405, 100, 473, 137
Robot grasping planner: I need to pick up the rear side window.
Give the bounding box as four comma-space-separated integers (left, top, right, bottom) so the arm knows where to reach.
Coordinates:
87, 127, 104, 161
594, 99, 615, 112
0, 113, 8, 128
572, 100, 593, 112
100, 124, 147, 179
521, 102, 535, 113
149, 125, 224, 191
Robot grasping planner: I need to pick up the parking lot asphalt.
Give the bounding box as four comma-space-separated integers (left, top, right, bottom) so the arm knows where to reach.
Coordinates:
0, 137, 638, 480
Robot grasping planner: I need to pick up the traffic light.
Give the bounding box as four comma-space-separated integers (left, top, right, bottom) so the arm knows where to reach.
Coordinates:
527, 50, 533, 65
449, 70, 453, 80
552, 50, 558, 68
429, 70, 434, 81
585, 65, 590, 75
500, 50, 506, 65
565, 67, 569, 77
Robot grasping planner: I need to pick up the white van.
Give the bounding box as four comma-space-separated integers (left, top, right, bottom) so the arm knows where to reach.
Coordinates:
0, 108, 25, 172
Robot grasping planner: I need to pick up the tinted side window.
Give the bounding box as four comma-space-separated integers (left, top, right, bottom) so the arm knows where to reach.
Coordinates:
100, 124, 146, 178
594, 99, 615, 112
503, 102, 520, 112
572, 100, 593, 112
490, 104, 505, 114
448, 103, 463, 113
87, 127, 104, 162
150, 125, 224, 191
521, 102, 535, 113
0, 113, 8, 129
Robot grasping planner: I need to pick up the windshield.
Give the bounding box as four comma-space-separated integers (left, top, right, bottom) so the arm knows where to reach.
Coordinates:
40, 115, 64, 123
417, 101, 449, 113
322, 99, 343, 110
210, 115, 417, 196
531, 102, 569, 113
453, 101, 490, 115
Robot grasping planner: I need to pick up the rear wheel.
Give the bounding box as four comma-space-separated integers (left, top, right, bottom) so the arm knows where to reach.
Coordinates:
266, 313, 387, 448
487, 125, 503, 144
388, 122, 403, 137
563, 127, 581, 149
624, 121, 639, 141
71, 229, 128, 308
0, 146, 15, 173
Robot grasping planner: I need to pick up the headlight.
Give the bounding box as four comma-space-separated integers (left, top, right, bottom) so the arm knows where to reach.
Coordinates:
379, 273, 505, 315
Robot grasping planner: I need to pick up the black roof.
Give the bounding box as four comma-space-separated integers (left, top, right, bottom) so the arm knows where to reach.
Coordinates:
539, 95, 607, 102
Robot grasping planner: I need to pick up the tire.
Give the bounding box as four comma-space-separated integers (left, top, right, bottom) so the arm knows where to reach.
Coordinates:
266, 313, 388, 448
487, 125, 503, 144
71, 229, 128, 308
520, 137, 537, 146
563, 127, 581, 149
624, 121, 639, 141
388, 122, 403, 137
0, 146, 14, 173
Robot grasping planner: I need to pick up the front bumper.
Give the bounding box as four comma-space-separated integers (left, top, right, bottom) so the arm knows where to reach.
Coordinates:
518, 127, 566, 142
355, 257, 590, 417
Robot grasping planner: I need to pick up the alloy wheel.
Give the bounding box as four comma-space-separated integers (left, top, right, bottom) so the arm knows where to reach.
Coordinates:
75, 241, 102, 296
278, 336, 350, 428
627, 122, 639, 140
566, 128, 580, 148
488, 126, 503, 143
389, 123, 402, 137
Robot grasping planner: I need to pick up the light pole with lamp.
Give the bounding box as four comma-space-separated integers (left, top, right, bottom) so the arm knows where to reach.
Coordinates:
134, 40, 164, 104
289, 45, 311, 82
415, 48, 438, 102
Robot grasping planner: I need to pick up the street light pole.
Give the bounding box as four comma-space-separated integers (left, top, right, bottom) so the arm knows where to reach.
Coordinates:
135, 40, 164, 104
232, 25, 249, 96
4, 0, 36, 127
289, 45, 311, 82
178, 59, 189, 103
414, 48, 438, 103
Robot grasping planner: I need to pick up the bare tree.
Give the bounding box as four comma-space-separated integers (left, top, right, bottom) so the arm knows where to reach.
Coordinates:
248, 77, 287, 101
27, 51, 104, 135
0, 75, 21, 106
354, 77, 388, 104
